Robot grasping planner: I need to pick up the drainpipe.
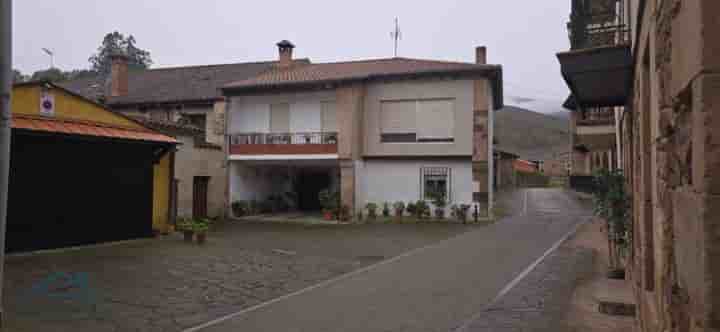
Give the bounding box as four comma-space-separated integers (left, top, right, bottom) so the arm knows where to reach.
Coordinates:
0, 0, 12, 327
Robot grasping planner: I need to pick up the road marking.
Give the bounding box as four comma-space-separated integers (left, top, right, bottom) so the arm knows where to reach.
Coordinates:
522, 190, 529, 216
183, 229, 478, 332
453, 216, 590, 332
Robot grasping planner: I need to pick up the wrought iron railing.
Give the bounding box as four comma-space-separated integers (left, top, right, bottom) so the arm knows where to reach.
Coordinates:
577, 107, 615, 126
230, 132, 338, 145
568, 0, 629, 50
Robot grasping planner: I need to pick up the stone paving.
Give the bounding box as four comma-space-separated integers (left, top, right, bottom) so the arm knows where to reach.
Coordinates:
458, 247, 595, 331
3, 222, 479, 332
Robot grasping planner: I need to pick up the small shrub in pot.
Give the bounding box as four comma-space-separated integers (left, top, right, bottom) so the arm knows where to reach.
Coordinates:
365, 203, 378, 219
382, 202, 391, 218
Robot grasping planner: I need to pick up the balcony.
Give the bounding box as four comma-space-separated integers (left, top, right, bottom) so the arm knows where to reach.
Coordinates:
576, 107, 615, 126
574, 107, 616, 150
229, 132, 338, 158
567, 0, 629, 50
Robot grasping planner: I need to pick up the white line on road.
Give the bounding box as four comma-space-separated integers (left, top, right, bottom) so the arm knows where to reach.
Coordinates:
522, 190, 529, 216
453, 216, 590, 331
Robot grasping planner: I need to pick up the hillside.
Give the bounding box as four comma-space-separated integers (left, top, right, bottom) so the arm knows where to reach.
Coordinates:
494, 105, 570, 161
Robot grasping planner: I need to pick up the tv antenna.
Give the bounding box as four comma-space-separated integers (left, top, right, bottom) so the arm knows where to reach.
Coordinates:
390, 18, 402, 57
42, 48, 54, 68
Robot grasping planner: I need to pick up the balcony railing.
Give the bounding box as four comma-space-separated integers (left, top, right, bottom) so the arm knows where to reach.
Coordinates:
577, 107, 615, 126
568, 0, 629, 50
230, 132, 338, 145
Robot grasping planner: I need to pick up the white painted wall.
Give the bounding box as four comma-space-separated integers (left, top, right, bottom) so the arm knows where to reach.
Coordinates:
228, 91, 335, 134
357, 159, 474, 211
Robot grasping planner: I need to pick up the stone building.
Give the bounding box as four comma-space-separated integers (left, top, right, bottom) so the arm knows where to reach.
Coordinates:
558, 0, 720, 331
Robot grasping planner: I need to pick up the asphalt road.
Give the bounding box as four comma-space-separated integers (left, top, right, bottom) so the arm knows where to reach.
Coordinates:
191, 188, 592, 332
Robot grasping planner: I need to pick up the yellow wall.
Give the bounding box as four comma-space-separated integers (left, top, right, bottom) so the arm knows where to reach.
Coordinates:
11, 84, 142, 128
153, 153, 172, 233
13, 83, 175, 234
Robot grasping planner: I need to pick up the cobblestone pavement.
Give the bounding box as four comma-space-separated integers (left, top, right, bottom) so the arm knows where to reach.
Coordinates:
198, 188, 594, 332
458, 247, 595, 331
3, 222, 478, 332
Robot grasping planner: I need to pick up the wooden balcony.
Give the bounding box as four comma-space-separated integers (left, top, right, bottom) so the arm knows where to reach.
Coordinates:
229, 132, 338, 156
576, 107, 615, 126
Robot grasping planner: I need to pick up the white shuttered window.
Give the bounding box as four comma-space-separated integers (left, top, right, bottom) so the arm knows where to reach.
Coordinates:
321, 101, 337, 132
417, 99, 454, 140
380, 100, 417, 134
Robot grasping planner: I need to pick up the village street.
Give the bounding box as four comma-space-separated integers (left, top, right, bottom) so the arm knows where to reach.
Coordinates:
195, 188, 594, 332
2, 188, 593, 332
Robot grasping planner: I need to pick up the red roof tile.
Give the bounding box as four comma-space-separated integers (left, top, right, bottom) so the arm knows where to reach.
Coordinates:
12, 114, 178, 144
223, 57, 502, 90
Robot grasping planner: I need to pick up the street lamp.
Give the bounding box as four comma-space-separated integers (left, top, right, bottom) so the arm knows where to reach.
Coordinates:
42, 47, 54, 69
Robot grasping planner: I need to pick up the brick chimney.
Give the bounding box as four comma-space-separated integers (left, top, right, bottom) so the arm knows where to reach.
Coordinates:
276, 40, 295, 68
475, 46, 487, 64
110, 53, 129, 97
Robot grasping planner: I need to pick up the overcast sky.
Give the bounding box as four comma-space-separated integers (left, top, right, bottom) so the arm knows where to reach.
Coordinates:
13, 1, 571, 113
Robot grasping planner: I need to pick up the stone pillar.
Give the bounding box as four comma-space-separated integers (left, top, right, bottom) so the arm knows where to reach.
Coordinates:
336, 84, 365, 218
473, 78, 490, 215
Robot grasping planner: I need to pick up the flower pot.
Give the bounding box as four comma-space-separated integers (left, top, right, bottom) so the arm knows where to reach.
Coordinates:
196, 231, 207, 245
183, 230, 194, 242
323, 211, 333, 221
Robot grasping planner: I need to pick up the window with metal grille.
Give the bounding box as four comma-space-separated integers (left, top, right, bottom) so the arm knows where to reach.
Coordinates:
421, 167, 451, 201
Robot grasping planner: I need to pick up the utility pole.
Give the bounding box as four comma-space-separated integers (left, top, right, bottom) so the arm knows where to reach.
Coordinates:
0, 0, 12, 328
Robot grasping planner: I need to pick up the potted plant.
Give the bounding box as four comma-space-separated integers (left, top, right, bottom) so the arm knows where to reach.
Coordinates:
231, 200, 248, 217
365, 203, 378, 220
393, 201, 405, 221
415, 200, 430, 220
406, 202, 417, 220
433, 193, 447, 219
193, 219, 209, 245
451, 204, 471, 224
319, 189, 340, 221
382, 202, 391, 218
178, 218, 194, 242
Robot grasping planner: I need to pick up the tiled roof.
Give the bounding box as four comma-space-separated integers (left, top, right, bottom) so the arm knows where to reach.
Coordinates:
59, 60, 310, 106
12, 114, 178, 144
224, 57, 501, 90
130, 117, 204, 135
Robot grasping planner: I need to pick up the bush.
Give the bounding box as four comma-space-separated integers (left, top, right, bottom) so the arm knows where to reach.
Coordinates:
177, 218, 194, 232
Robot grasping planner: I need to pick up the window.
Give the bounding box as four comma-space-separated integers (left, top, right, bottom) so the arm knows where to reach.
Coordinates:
270, 103, 290, 133
380, 100, 417, 142
380, 99, 455, 143
421, 167, 452, 201
321, 101, 337, 132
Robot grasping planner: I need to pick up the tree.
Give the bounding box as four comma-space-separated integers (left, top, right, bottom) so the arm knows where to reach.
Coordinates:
88, 31, 153, 74
30, 68, 69, 82
12, 69, 27, 83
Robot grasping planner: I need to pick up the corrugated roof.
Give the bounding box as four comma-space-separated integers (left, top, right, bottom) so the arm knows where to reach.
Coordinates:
12, 114, 178, 144
59, 59, 310, 106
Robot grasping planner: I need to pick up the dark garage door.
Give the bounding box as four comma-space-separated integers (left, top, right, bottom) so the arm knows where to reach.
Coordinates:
6, 132, 157, 253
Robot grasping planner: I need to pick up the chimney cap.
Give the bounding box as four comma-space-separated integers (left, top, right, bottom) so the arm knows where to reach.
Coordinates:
276, 40, 295, 49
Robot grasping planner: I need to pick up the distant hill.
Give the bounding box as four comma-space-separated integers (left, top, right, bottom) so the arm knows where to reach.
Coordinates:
495, 105, 570, 161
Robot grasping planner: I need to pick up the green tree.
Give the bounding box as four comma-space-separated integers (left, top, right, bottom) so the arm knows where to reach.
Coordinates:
30, 68, 69, 82
88, 31, 153, 74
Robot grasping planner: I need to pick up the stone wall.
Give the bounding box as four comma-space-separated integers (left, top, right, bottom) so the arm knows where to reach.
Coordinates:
622, 1, 720, 331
